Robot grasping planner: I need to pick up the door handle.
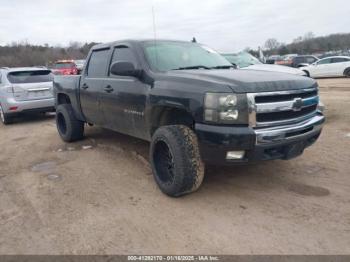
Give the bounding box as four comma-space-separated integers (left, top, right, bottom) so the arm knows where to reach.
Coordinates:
82, 83, 89, 90
104, 85, 114, 93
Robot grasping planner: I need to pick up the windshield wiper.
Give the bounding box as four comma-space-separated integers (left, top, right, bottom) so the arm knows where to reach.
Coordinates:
173, 65, 210, 70
210, 65, 235, 69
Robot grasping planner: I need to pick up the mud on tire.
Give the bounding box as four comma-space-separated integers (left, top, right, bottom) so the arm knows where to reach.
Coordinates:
56, 104, 84, 142
150, 125, 205, 197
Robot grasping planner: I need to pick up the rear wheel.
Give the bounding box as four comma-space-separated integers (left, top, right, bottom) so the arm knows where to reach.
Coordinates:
56, 104, 84, 142
344, 68, 350, 77
0, 104, 12, 125
150, 125, 205, 197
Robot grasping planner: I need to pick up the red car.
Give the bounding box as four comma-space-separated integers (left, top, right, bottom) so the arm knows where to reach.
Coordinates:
52, 60, 78, 75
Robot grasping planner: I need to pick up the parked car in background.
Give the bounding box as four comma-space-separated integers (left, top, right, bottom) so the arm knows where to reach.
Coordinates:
301, 56, 350, 78
222, 52, 306, 76
0, 67, 55, 124
52, 60, 79, 75
275, 54, 298, 66
74, 60, 86, 74
290, 55, 319, 68
265, 55, 283, 64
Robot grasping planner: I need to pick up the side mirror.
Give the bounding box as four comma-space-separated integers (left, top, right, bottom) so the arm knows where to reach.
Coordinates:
110, 61, 140, 77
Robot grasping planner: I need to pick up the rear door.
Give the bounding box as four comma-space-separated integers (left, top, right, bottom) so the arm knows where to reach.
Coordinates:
80, 48, 111, 125
6, 70, 53, 101
330, 57, 350, 76
100, 45, 149, 139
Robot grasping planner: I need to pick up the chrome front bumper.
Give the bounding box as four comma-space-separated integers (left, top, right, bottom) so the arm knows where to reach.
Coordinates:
255, 114, 325, 144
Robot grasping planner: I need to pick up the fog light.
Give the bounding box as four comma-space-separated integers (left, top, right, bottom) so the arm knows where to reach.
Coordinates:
226, 151, 245, 160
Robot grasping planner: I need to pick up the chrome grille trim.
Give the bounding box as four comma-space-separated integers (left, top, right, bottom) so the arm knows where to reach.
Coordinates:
247, 88, 319, 128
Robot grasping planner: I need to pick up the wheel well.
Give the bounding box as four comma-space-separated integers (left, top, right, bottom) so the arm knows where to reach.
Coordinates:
344, 67, 350, 76
57, 93, 71, 105
150, 107, 195, 136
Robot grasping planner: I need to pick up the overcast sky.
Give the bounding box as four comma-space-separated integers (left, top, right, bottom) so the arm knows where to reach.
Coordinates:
0, 0, 349, 52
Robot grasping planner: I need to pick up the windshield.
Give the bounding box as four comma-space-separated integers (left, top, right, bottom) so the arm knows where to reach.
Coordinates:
54, 63, 75, 69
222, 52, 262, 68
143, 41, 232, 71
7, 70, 53, 83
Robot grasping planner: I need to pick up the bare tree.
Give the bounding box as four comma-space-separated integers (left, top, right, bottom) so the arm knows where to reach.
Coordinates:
264, 38, 280, 50
303, 32, 315, 41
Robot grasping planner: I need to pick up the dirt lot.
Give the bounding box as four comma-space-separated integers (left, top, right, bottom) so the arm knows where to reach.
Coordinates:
0, 78, 349, 255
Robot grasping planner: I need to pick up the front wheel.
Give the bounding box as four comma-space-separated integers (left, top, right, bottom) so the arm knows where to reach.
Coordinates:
0, 104, 12, 125
56, 104, 84, 142
150, 125, 205, 197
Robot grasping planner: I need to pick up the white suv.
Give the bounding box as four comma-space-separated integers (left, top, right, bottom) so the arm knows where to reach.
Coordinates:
0, 67, 55, 124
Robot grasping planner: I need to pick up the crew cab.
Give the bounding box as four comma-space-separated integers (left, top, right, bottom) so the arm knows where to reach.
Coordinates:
53, 40, 325, 197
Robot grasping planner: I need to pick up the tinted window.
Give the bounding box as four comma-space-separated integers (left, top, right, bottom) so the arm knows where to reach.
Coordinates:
294, 57, 304, 63
306, 57, 317, 63
7, 70, 53, 84
331, 57, 349, 63
318, 58, 331, 65
111, 46, 138, 66
87, 49, 110, 77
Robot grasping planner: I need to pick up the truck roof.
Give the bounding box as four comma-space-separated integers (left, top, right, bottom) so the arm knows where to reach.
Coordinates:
91, 39, 196, 50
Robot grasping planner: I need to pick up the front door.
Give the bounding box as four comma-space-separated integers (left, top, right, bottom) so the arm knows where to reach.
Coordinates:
313, 58, 332, 77
100, 45, 149, 140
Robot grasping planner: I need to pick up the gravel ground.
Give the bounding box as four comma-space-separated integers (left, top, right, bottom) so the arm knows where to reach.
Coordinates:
0, 78, 349, 255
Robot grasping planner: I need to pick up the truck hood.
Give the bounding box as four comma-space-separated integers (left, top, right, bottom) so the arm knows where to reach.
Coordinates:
165, 69, 316, 93
242, 64, 306, 76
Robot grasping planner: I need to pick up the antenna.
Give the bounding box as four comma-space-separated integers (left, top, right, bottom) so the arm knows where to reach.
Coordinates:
151, 4, 159, 67
152, 5, 157, 42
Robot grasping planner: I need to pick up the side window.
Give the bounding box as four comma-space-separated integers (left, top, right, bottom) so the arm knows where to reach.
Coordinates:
87, 49, 110, 77
331, 58, 347, 63
306, 57, 317, 63
317, 58, 331, 65
294, 57, 303, 64
110, 46, 138, 69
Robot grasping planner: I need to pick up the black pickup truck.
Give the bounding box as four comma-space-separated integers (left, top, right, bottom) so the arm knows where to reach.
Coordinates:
53, 40, 325, 197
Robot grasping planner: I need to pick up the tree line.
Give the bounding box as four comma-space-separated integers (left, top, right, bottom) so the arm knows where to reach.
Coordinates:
0, 41, 97, 67
256, 32, 350, 57
1, 32, 350, 67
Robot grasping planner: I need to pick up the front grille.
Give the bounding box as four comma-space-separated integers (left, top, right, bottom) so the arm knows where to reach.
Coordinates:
255, 90, 317, 103
257, 104, 317, 122
248, 88, 319, 128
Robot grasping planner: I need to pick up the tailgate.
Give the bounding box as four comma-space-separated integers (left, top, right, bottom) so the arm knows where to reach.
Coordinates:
12, 82, 53, 101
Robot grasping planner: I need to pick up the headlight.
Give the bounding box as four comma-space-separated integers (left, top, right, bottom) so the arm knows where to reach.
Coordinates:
204, 93, 248, 124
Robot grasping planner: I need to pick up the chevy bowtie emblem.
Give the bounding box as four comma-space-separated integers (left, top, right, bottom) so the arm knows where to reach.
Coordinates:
292, 98, 303, 111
